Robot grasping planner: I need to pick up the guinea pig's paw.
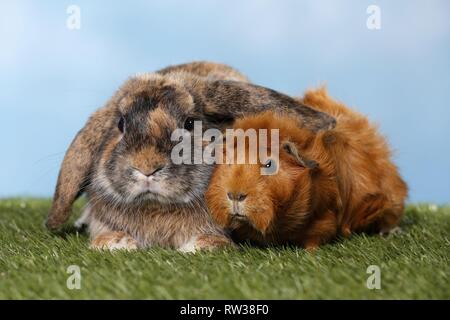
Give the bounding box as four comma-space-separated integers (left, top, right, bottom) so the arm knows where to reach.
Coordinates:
303, 240, 320, 252
304, 245, 318, 253
90, 231, 139, 251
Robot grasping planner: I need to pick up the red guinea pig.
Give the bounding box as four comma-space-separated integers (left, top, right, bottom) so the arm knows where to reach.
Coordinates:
206, 88, 408, 250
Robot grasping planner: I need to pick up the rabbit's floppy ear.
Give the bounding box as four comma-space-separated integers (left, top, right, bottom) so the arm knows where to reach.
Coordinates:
194, 80, 336, 132
45, 105, 117, 231
282, 141, 318, 170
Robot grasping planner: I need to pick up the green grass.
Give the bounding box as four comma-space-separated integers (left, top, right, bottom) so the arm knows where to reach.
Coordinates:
0, 198, 448, 299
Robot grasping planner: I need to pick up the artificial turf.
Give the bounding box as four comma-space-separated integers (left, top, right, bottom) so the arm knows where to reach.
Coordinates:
0, 198, 448, 299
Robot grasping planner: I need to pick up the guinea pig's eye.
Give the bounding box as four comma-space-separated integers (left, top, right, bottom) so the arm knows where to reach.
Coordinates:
118, 116, 125, 133
264, 160, 273, 168
184, 117, 196, 131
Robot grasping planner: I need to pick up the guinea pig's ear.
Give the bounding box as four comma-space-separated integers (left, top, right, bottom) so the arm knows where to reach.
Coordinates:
282, 141, 318, 170
45, 106, 117, 231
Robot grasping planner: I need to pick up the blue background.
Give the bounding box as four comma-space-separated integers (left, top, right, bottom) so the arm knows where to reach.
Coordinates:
1, 0, 449, 203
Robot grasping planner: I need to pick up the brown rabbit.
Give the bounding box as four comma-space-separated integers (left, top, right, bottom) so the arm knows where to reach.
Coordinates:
45, 62, 335, 251
206, 88, 408, 250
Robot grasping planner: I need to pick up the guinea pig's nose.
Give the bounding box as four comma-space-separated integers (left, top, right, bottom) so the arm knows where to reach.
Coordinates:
227, 192, 247, 202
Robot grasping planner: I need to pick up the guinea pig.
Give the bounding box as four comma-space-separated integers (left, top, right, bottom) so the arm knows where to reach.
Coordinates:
45, 62, 335, 251
206, 88, 408, 250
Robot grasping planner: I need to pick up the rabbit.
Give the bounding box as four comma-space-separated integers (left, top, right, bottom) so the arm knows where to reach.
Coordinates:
45, 61, 336, 251
205, 88, 408, 250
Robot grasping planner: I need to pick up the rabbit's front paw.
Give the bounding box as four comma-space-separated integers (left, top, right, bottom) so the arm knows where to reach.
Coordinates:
90, 231, 138, 251
179, 234, 233, 253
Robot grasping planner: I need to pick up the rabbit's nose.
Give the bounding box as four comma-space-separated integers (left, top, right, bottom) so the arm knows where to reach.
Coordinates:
227, 192, 247, 202
134, 166, 164, 177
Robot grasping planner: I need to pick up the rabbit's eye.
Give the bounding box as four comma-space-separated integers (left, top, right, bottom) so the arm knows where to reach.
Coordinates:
184, 117, 196, 131
264, 160, 272, 168
118, 116, 125, 133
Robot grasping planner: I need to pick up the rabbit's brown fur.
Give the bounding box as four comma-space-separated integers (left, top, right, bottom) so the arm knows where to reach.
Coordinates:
157, 61, 250, 82
206, 88, 408, 249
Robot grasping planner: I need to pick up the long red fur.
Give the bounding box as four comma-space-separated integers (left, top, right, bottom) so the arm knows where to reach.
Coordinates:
206, 88, 408, 249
